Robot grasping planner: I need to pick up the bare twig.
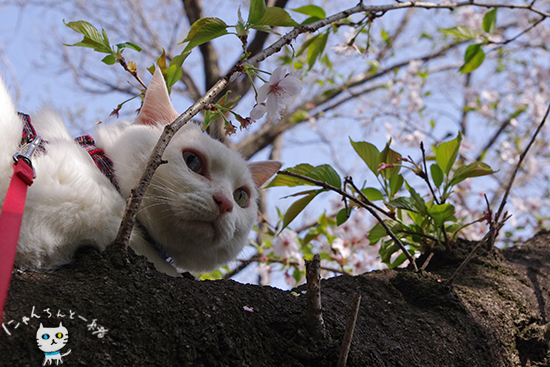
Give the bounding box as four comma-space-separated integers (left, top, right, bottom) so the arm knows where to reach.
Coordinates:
305, 254, 328, 339
279, 171, 419, 272
492, 102, 550, 243
337, 291, 362, 367
345, 176, 395, 219
475, 118, 512, 161
420, 142, 440, 205
446, 194, 509, 286
446, 217, 507, 286
420, 252, 435, 272
118, 57, 147, 90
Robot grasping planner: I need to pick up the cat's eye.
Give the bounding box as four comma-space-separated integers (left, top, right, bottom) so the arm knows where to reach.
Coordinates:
182, 150, 204, 174
42, 334, 49, 340
233, 187, 250, 208
56, 332, 63, 338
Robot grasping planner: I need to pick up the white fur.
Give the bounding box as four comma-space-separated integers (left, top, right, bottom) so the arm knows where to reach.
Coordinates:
0, 70, 280, 275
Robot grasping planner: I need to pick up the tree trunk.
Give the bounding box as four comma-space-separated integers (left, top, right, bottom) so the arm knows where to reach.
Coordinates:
1, 232, 549, 366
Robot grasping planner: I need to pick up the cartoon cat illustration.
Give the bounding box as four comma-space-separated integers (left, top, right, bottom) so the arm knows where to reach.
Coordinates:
36, 322, 72, 365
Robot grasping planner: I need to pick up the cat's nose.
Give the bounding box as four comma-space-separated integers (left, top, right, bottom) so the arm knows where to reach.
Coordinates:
213, 192, 233, 214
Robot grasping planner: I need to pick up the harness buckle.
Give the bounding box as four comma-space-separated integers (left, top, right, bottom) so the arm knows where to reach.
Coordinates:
13, 135, 42, 178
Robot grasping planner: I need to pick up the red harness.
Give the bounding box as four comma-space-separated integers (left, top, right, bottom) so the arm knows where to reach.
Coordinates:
0, 114, 120, 330
0, 133, 40, 329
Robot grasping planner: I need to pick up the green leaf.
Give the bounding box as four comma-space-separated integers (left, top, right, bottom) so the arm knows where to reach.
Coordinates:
389, 174, 404, 196
291, 5, 326, 19
282, 191, 320, 229
386, 197, 420, 213
336, 208, 351, 226
350, 138, 380, 176
388, 249, 414, 269
296, 34, 320, 57
116, 42, 142, 53
440, 25, 478, 40
460, 43, 485, 74
268, 164, 340, 189
380, 242, 399, 265
361, 187, 384, 201
248, 0, 267, 24
255, 7, 299, 27
307, 31, 328, 70
427, 203, 456, 226
367, 220, 404, 244
379, 140, 402, 179
430, 163, 444, 188
367, 222, 387, 244
301, 16, 323, 25
63, 20, 112, 54
434, 131, 462, 176
249, 24, 280, 35
449, 161, 496, 186
181, 17, 228, 53
165, 51, 191, 90
483, 9, 497, 34
101, 54, 116, 65
306, 164, 341, 189
405, 182, 427, 215
267, 164, 315, 187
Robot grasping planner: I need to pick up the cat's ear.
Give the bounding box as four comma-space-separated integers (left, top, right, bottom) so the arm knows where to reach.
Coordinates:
59, 322, 63, 327
134, 68, 180, 126
39, 323, 43, 328
248, 161, 282, 187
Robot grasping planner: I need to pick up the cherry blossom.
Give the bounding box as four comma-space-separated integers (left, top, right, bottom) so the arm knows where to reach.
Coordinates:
250, 66, 302, 121
269, 230, 301, 259
331, 42, 362, 57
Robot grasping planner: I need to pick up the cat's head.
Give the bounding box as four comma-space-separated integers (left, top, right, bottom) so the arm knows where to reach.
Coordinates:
106, 69, 281, 272
36, 322, 69, 353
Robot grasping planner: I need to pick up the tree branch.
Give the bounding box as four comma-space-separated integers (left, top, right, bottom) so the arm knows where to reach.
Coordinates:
236, 39, 468, 159
113, 0, 549, 261
278, 171, 419, 272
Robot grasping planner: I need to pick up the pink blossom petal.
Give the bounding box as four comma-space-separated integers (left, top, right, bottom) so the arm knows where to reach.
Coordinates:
256, 83, 270, 103
250, 103, 267, 120
269, 65, 286, 84
279, 77, 302, 96
266, 95, 280, 120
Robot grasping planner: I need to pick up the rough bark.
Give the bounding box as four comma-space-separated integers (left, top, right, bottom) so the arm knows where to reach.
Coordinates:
1, 232, 550, 366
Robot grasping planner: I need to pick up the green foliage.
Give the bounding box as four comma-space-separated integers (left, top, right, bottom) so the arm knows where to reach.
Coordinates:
434, 131, 461, 175
440, 8, 498, 74
181, 18, 228, 53
64, 20, 142, 65
291, 5, 326, 24
179, 0, 298, 56
483, 9, 498, 34
270, 132, 496, 268
460, 43, 485, 74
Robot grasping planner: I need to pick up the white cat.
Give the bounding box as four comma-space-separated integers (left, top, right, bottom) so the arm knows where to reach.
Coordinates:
0, 69, 281, 276
36, 322, 71, 366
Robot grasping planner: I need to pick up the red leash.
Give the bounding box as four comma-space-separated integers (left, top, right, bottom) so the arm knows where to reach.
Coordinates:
0, 136, 40, 329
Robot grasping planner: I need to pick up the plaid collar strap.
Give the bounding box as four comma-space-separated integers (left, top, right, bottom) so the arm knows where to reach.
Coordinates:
18, 112, 119, 191
19, 113, 47, 155
74, 134, 120, 191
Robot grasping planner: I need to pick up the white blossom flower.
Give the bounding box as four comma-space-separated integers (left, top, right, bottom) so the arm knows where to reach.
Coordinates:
332, 238, 351, 259
270, 230, 300, 259
331, 42, 362, 57
250, 66, 302, 121
255, 263, 272, 286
